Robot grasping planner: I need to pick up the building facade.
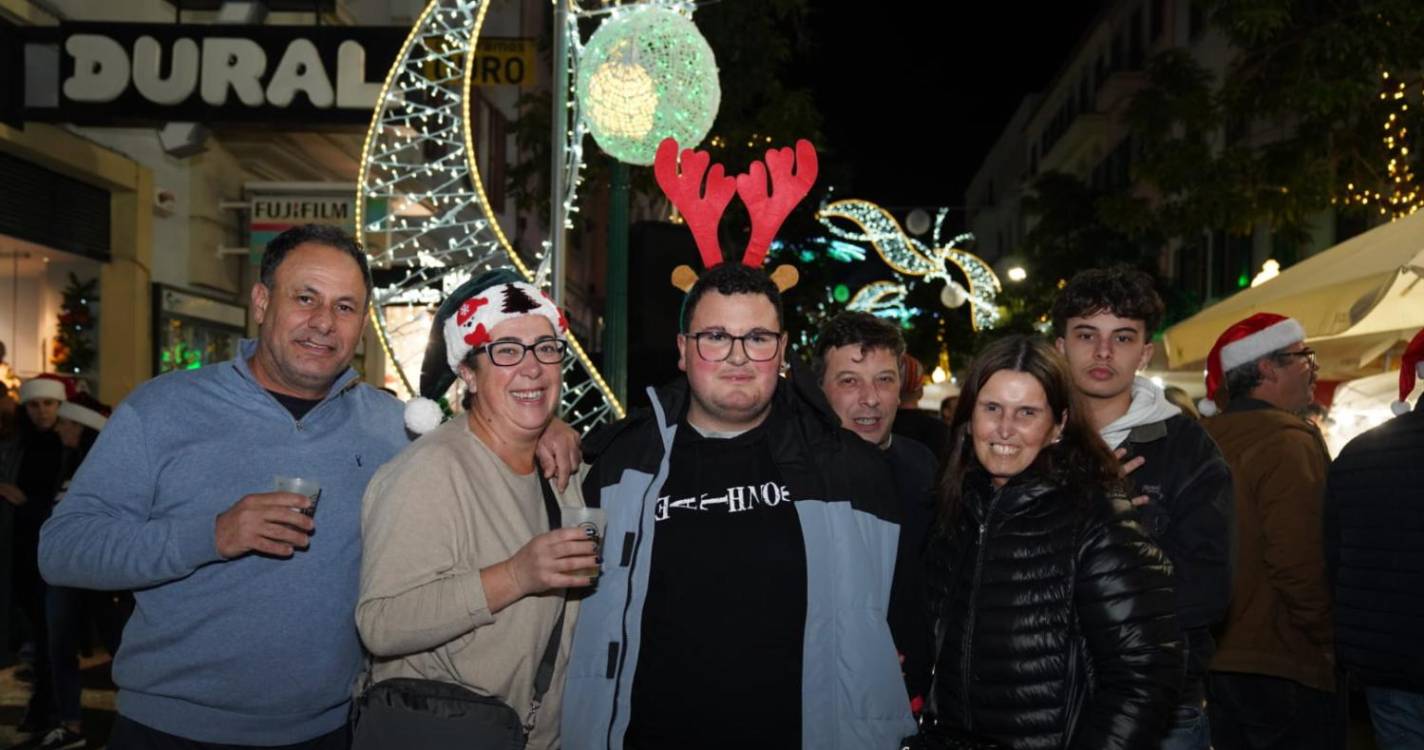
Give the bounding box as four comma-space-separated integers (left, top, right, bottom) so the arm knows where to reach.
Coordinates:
964, 0, 1366, 308
0, 0, 575, 404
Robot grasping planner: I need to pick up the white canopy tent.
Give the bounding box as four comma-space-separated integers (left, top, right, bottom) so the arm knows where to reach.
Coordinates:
1323, 370, 1421, 457
1162, 211, 1424, 380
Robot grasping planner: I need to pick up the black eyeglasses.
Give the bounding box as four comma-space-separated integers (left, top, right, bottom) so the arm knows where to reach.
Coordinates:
476, 339, 568, 367
1274, 348, 1317, 368
683, 329, 784, 362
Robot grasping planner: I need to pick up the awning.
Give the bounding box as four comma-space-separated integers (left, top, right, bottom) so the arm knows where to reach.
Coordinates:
1162, 210, 1424, 379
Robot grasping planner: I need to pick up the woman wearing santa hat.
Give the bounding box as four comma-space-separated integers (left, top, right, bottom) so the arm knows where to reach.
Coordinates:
0, 374, 71, 736
353, 269, 594, 750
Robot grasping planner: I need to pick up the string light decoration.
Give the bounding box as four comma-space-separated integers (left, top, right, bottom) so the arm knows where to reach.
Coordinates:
816, 200, 1003, 330
355, 0, 624, 432
847, 280, 920, 325
575, 4, 720, 165
1336, 70, 1423, 220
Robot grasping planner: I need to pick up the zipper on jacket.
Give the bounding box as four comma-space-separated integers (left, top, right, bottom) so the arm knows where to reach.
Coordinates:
607, 503, 647, 749
960, 487, 1002, 730
607, 396, 673, 749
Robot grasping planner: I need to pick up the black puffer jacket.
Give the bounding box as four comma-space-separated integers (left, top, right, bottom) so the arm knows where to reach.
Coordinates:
926, 471, 1183, 750
1326, 403, 1424, 691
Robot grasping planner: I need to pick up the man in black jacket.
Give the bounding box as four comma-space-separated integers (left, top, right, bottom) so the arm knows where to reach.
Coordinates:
1326, 327, 1424, 749
563, 264, 916, 749
1052, 267, 1234, 750
812, 311, 935, 715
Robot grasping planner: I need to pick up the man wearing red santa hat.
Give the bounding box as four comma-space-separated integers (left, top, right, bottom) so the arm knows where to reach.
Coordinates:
1197, 313, 1341, 750
1325, 326, 1424, 749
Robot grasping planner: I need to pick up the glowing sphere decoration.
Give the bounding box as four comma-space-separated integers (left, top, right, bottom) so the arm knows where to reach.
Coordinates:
576, 6, 721, 165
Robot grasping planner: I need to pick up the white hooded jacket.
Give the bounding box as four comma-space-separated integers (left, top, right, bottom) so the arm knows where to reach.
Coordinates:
1100, 375, 1183, 449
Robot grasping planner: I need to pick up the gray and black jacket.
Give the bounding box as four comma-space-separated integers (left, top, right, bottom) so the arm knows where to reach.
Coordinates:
561, 366, 917, 749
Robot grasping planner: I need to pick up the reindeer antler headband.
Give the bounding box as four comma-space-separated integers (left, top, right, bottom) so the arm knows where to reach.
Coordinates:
653, 137, 818, 292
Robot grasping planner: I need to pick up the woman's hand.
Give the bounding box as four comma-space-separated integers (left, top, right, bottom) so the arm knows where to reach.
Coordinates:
503, 527, 599, 596
536, 419, 583, 492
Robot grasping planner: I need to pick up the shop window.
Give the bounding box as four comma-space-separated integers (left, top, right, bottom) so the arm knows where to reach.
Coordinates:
1210, 230, 1253, 296
1175, 238, 1208, 300
152, 285, 245, 375
1189, 0, 1207, 40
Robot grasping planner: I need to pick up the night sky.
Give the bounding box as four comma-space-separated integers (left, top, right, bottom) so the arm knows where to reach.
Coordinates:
799, 2, 1101, 215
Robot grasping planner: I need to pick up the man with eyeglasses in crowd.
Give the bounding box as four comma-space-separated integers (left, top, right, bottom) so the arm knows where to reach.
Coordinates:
562, 262, 916, 749
1196, 313, 1342, 750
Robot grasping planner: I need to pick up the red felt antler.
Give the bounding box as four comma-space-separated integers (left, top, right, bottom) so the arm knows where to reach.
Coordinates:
654, 138, 736, 270
736, 139, 818, 269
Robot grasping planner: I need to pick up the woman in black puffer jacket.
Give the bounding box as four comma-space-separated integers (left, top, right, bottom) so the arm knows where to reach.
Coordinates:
920, 336, 1183, 750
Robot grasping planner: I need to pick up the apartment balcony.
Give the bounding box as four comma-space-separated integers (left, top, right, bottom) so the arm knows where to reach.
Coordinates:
1095, 70, 1149, 114
1038, 113, 1108, 178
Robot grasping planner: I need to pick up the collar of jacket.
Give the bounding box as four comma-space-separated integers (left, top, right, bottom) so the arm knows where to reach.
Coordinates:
964, 468, 1060, 522
1125, 418, 1170, 445
646, 358, 844, 441
613, 359, 849, 502
227, 338, 361, 419
1224, 396, 1279, 414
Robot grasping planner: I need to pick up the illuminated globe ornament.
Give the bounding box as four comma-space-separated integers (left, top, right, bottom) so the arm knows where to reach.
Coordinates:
576, 5, 720, 165
940, 282, 968, 308
587, 50, 658, 140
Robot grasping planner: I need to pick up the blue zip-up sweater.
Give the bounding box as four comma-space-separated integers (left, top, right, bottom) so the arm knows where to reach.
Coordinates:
562, 366, 917, 749
38, 340, 407, 745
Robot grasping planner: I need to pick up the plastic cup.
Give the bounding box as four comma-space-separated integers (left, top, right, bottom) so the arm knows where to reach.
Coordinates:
275, 475, 321, 517
560, 506, 605, 577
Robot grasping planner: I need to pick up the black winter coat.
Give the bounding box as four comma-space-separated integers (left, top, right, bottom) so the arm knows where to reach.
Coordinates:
1325, 402, 1424, 691
926, 471, 1183, 750
1117, 413, 1233, 704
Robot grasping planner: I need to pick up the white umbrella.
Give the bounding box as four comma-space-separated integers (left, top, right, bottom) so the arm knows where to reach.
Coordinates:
1325, 371, 1420, 457
1163, 212, 1424, 379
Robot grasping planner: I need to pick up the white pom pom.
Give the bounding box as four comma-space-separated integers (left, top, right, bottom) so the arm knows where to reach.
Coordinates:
404, 397, 444, 434
1198, 398, 1219, 416
1392, 399, 1412, 416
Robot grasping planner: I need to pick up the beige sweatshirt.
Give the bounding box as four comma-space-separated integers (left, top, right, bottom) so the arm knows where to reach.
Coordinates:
357, 417, 584, 749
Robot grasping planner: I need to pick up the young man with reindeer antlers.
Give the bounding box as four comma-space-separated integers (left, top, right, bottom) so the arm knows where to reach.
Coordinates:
561, 139, 918, 749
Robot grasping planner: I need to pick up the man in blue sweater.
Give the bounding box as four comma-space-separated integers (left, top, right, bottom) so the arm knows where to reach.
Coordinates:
38, 225, 408, 749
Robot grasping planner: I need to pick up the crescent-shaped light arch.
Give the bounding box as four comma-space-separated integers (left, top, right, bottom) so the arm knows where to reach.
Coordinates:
355, 0, 624, 429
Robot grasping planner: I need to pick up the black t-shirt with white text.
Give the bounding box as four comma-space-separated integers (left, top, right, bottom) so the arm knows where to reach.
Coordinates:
624, 418, 808, 749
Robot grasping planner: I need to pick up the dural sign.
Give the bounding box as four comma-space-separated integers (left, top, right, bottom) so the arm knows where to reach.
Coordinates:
7, 23, 533, 126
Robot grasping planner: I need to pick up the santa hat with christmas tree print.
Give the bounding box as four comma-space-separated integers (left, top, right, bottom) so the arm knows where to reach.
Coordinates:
1391, 327, 1424, 416
1199, 312, 1306, 416
404, 268, 569, 434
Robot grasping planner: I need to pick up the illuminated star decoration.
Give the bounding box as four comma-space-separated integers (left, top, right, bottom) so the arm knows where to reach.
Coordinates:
355, 0, 624, 432
815, 200, 1002, 330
